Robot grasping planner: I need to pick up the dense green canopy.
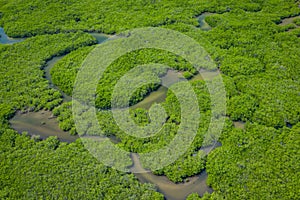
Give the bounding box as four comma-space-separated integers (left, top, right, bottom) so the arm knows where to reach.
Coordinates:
0, 0, 299, 199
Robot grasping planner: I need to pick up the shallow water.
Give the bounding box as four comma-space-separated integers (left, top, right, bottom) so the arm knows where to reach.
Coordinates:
44, 56, 72, 102
10, 111, 79, 142
197, 13, 214, 31
43, 31, 218, 110
131, 153, 213, 200
43, 33, 110, 102
90, 32, 110, 44
131, 70, 186, 109
44, 57, 212, 110
10, 31, 219, 199
0, 27, 23, 44
131, 70, 218, 110
10, 110, 215, 199
131, 86, 168, 110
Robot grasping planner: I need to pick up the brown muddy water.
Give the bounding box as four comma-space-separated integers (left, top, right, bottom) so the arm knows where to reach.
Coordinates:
43, 33, 111, 102
9, 32, 220, 199
131, 153, 213, 200
12, 62, 219, 199
10, 109, 215, 199
44, 53, 217, 110
10, 111, 79, 142
132, 69, 219, 110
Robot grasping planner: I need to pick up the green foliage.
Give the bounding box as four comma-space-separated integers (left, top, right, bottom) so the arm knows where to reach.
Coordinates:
280, 23, 297, 31
293, 18, 300, 26
0, 0, 203, 37
51, 47, 194, 109
187, 191, 223, 200
53, 102, 76, 135
187, 193, 201, 200
0, 129, 164, 199
0, 0, 272, 38
194, 3, 300, 129
206, 123, 300, 199
205, 15, 223, 28
45, 136, 60, 150
220, 55, 265, 76
0, 103, 14, 124
1, 0, 300, 198
51, 46, 94, 96
130, 108, 151, 125
234, 75, 300, 128
227, 94, 258, 121
79, 79, 213, 182
0, 32, 96, 112
183, 71, 193, 79
155, 151, 206, 183
221, 75, 238, 98
97, 109, 178, 153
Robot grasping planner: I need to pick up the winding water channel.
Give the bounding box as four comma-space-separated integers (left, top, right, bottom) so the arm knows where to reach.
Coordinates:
10, 108, 214, 199
11, 64, 215, 200
197, 13, 213, 31
5, 28, 216, 199
0, 27, 23, 44
10, 111, 79, 142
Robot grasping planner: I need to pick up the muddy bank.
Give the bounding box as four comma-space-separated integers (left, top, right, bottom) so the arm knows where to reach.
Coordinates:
234, 121, 246, 129
279, 15, 300, 26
